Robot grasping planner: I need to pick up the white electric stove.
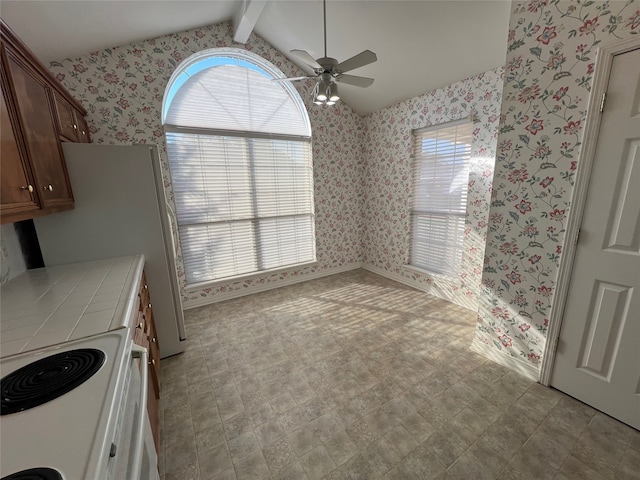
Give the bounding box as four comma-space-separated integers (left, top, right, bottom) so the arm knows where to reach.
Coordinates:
0, 329, 157, 480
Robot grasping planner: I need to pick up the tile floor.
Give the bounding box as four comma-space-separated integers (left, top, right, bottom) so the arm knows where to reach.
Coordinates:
159, 269, 640, 480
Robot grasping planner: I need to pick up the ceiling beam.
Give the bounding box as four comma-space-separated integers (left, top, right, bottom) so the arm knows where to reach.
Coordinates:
233, 0, 267, 44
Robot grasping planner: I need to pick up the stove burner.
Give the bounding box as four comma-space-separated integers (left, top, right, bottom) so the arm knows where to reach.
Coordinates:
1, 348, 105, 415
1, 467, 63, 480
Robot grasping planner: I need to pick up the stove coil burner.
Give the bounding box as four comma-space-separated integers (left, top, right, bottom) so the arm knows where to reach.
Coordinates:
0, 349, 105, 415
1, 467, 63, 480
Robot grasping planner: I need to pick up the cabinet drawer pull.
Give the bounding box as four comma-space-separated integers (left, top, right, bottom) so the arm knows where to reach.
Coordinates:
43, 184, 53, 192
20, 185, 34, 192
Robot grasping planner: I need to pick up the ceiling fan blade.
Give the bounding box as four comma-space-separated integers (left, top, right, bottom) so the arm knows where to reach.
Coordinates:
273, 75, 315, 82
290, 49, 322, 70
336, 50, 377, 73
336, 74, 374, 88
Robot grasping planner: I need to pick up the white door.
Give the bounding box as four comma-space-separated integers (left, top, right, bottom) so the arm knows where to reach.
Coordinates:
551, 46, 640, 430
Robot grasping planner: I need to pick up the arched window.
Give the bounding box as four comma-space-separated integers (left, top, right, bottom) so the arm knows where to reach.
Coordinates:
163, 48, 315, 286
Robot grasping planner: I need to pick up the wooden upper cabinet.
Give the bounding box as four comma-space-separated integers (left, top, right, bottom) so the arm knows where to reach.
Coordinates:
53, 92, 91, 143
5, 52, 73, 209
53, 92, 79, 142
0, 74, 39, 218
75, 113, 91, 143
0, 19, 91, 224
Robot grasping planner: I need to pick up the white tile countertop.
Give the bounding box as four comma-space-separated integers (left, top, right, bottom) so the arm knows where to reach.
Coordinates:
0, 255, 144, 358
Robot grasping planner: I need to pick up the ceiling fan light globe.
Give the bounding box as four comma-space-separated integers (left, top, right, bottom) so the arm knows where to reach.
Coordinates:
326, 101, 336, 106
326, 82, 340, 102
317, 93, 328, 101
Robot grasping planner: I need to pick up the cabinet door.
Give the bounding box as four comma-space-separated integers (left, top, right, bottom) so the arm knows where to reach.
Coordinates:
0, 74, 39, 220
75, 112, 91, 143
52, 92, 78, 142
6, 52, 73, 209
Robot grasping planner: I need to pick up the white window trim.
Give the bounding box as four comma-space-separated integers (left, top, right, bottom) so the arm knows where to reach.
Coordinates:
407, 116, 475, 280
163, 48, 315, 286
164, 125, 311, 143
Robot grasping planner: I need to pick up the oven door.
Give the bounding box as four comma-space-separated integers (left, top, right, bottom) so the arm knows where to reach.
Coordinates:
110, 345, 159, 480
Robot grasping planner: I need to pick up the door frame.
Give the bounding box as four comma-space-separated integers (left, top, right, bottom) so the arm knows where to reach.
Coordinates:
539, 35, 640, 386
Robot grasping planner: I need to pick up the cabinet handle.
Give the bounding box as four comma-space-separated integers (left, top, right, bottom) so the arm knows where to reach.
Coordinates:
82, 130, 86, 135
148, 303, 152, 308
144, 284, 148, 290
149, 358, 155, 366
43, 184, 53, 192
136, 322, 143, 329
73, 124, 77, 130
151, 337, 157, 343
20, 185, 34, 193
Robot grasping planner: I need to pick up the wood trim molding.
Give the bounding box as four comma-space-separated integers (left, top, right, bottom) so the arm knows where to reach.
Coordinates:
539, 35, 640, 386
0, 19, 86, 115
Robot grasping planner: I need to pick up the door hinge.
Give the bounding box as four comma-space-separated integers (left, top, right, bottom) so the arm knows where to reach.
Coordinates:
574, 228, 581, 245
600, 92, 606, 113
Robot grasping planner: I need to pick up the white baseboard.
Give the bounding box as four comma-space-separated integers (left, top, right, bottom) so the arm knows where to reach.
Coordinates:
361, 263, 477, 312
183, 263, 363, 309
361, 264, 414, 289
470, 338, 540, 381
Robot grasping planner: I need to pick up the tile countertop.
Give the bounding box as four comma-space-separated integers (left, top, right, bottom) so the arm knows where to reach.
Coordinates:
0, 255, 144, 358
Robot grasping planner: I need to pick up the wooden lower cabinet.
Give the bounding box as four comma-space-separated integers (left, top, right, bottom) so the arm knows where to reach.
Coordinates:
132, 270, 161, 454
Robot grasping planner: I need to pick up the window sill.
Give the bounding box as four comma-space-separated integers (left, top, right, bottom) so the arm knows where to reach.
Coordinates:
184, 260, 319, 292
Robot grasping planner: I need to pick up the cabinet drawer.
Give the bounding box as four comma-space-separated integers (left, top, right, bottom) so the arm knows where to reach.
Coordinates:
133, 310, 146, 346
146, 315, 160, 396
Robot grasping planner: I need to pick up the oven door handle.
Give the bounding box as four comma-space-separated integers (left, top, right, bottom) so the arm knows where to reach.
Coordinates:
129, 344, 149, 480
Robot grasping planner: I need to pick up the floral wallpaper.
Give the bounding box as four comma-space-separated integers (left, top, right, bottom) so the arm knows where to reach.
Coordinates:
362, 68, 504, 312
474, 0, 639, 373
42, 0, 639, 377
47, 22, 366, 308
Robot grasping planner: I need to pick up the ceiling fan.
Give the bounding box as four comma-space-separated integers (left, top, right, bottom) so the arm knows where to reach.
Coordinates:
275, 0, 377, 105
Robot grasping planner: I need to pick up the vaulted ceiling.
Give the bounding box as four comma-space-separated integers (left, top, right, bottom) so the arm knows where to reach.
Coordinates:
0, 1, 510, 115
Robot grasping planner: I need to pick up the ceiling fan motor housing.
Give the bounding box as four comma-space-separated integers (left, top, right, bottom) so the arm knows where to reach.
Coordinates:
315, 57, 340, 75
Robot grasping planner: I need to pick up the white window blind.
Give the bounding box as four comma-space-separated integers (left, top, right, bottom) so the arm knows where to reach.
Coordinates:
165, 64, 310, 137
163, 51, 315, 285
410, 119, 473, 278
